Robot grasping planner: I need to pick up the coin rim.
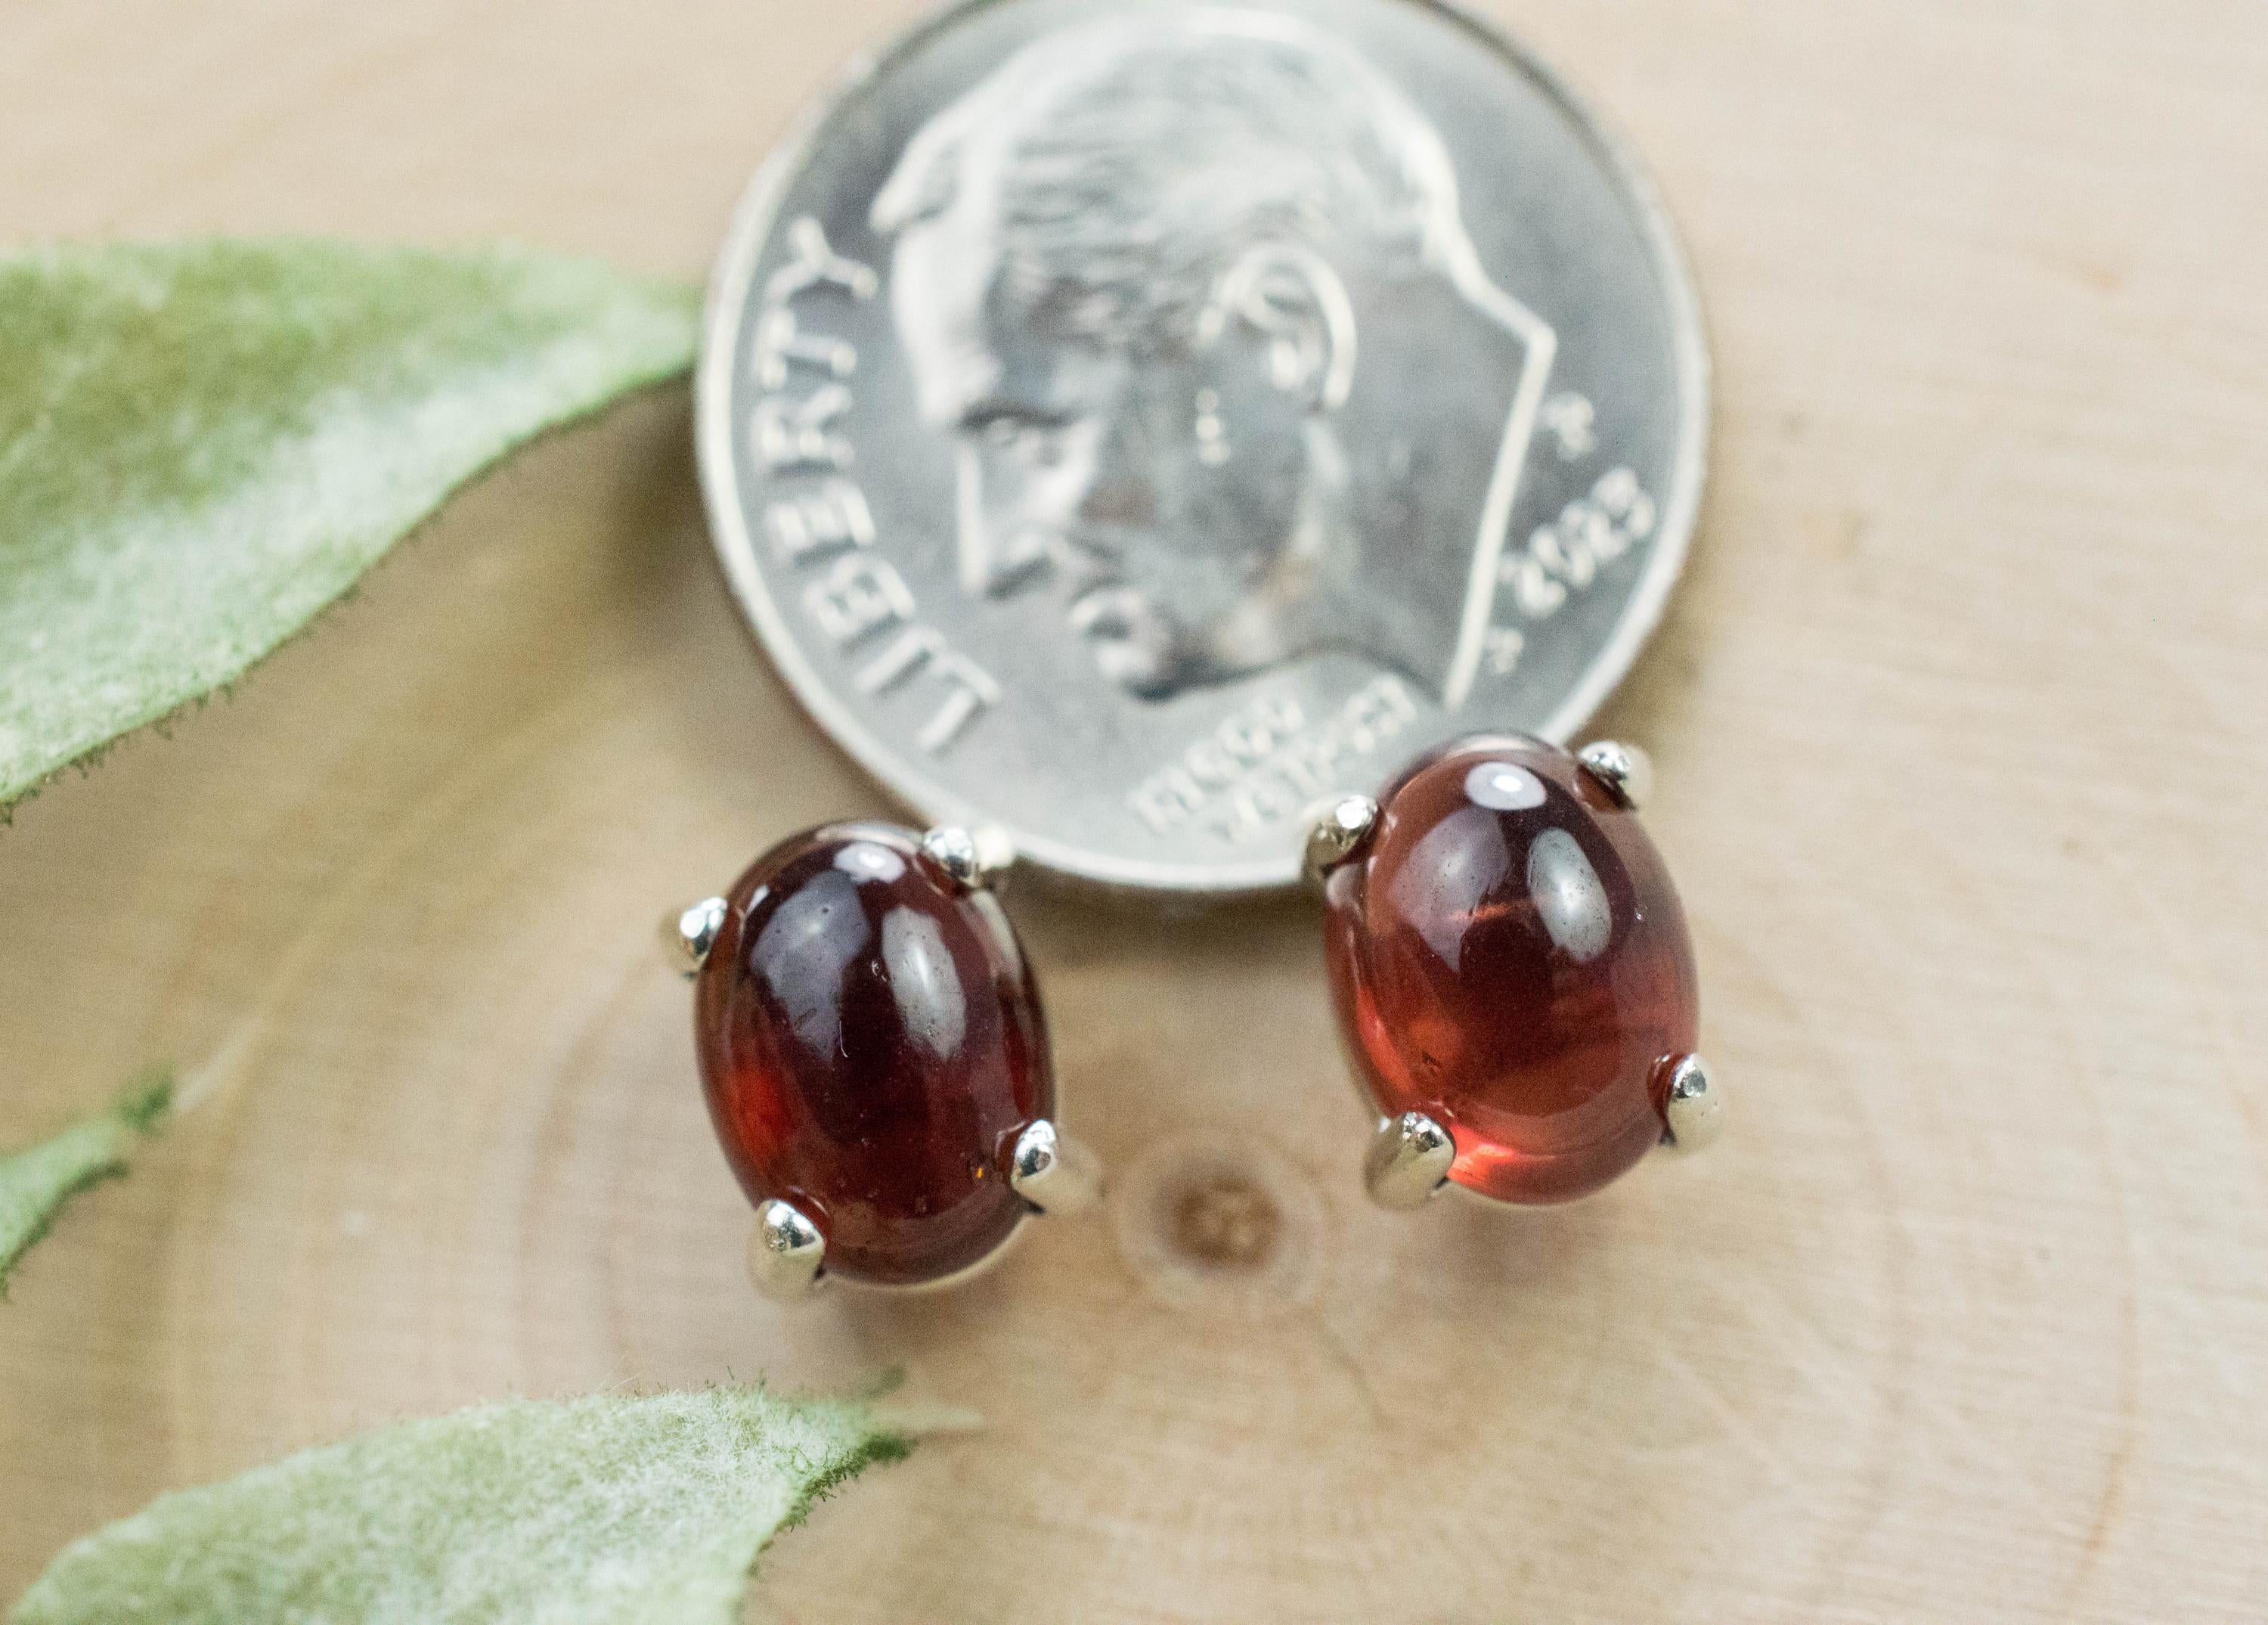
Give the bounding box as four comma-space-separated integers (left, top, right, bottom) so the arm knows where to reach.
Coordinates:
696, 0, 1712, 896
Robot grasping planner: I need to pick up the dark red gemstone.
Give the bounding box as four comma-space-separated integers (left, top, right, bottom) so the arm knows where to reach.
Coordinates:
1324, 737, 1699, 1204
694, 822, 1053, 1285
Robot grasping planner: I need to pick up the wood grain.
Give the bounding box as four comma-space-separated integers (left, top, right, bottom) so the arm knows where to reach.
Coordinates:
3, 1, 2265, 1619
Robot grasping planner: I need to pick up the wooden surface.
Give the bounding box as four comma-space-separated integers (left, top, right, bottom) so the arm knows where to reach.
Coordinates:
4, 1, 2266, 1619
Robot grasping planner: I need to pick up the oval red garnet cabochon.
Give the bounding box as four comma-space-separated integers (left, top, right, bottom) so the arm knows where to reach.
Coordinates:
1324, 737, 1699, 1204
694, 823, 1053, 1285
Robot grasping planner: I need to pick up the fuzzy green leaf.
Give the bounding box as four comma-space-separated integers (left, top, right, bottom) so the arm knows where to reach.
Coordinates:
11, 1387, 910, 1625
0, 1070, 172, 1298
0, 239, 698, 808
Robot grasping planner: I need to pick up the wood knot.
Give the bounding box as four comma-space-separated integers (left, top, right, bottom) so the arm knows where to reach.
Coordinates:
1111, 1130, 1325, 1315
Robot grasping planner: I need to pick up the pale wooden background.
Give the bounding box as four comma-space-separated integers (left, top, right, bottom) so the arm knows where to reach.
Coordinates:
4, 0, 2265, 1620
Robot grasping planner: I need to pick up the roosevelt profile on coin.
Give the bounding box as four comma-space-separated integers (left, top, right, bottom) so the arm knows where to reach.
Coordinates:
872, 8, 1557, 705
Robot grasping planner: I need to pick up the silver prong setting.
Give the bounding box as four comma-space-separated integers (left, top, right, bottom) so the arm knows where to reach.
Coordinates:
746, 1199, 827, 1301
665, 896, 728, 977
1363, 1111, 1455, 1210
1008, 1118, 1103, 1215
922, 825, 1002, 892
1658, 1054, 1724, 1153
1304, 794, 1380, 885
1577, 740, 1653, 810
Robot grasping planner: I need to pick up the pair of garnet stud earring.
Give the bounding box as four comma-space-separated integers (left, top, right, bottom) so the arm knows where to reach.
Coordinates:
665, 733, 1724, 1300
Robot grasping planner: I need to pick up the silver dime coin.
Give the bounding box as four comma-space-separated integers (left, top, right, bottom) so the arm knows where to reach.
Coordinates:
697, 0, 1709, 895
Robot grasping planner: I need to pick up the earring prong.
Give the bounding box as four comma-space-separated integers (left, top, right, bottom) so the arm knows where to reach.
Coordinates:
746, 1199, 827, 1301
1657, 1054, 1724, 1153
922, 824, 1011, 892
1008, 1119, 1103, 1215
1363, 1111, 1455, 1209
665, 897, 728, 976
1576, 740, 1653, 809
1303, 794, 1379, 885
